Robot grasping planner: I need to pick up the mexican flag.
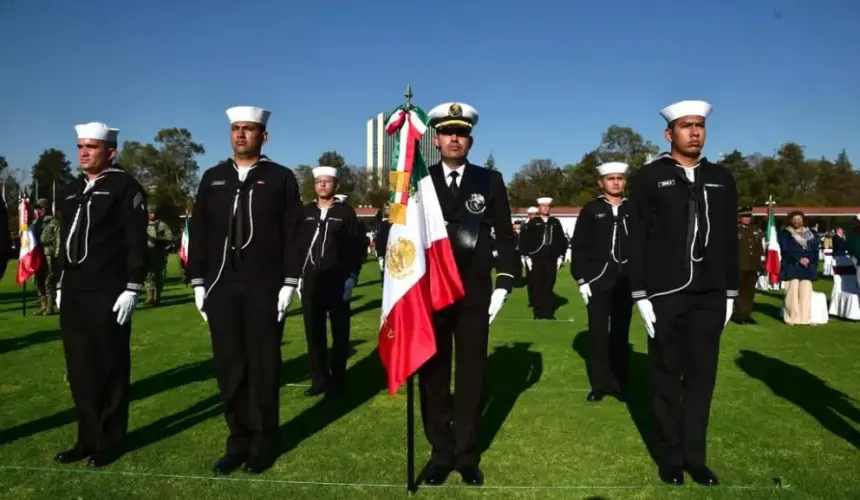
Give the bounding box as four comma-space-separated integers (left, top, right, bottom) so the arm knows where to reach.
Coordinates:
764, 199, 781, 284
17, 198, 44, 285
378, 103, 464, 395
178, 217, 190, 266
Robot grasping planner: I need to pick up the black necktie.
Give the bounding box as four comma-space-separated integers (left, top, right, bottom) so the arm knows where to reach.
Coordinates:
449, 171, 460, 199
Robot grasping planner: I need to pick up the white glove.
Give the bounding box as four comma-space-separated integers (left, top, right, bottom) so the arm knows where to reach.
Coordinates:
524, 257, 532, 271
193, 286, 207, 322
725, 299, 734, 327
112, 291, 138, 326
557, 257, 563, 270
636, 299, 657, 338
56, 289, 62, 309
277, 285, 295, 322
378, 257, 384, 270
343, 276, 357, 301
579, 283, 592, 305
297, 278, 303, 300
488, 289, 508, 324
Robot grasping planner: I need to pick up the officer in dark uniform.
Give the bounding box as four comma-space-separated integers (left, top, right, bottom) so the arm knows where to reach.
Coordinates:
570, 162, 635, 403
733, 206, 763, 323
627, 100, 738, 486
55, 122, 148, 468
187, 106, 303, 475
421, 101, 517, 487
520, 198, 567, 319
297, 166, 364, 396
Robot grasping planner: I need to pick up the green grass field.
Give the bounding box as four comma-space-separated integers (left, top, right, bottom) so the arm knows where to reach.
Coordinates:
1, 256, 858, 499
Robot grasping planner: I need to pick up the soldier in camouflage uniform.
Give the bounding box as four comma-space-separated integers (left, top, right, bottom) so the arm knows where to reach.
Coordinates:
32, 199, 61, 315
145, 205, 173, 305
733, 206, 764, 324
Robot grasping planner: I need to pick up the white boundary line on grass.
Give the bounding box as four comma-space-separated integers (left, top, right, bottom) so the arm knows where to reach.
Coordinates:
0, 465, 784, 491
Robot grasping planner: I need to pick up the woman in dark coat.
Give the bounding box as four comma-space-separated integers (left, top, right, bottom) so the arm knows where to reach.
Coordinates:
778, 210, 819, 325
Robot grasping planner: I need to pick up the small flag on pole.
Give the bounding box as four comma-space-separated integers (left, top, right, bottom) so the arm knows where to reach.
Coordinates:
764, 196, 781, 285
179, 217, 190, 266
17, 197, 44, 285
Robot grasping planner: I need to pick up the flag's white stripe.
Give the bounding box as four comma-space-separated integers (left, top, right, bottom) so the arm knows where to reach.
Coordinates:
381, 192, 428, 319
418, 175, 447, 245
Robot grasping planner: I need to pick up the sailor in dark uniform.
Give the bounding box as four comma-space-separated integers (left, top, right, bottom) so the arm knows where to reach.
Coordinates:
187, 106, 303, 475
627, 100, 738, 486
570, 162, 634, 403
0, 200, 9, 280
297, 167, 364, 396
421, 101, 517, 487
521, 206, 538, 302
375, 205, 392, 281
54, 122, 148, 468
520, 198, 567, 319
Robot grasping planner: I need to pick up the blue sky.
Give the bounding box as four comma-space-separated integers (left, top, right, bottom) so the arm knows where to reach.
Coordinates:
1, 0, 858, 181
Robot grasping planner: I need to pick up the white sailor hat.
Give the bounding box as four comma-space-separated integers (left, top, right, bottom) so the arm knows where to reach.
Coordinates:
537, 197, 553, 205
660, 100, 712, 123
597, 162, 629, 177
855, 213, 860, 221
75, 122, 120, 143
527, 206, 538, 214
226, 106, 271, 125
427, 102, 479, 130
334, 194, 347, 201
313, 166, 338, 178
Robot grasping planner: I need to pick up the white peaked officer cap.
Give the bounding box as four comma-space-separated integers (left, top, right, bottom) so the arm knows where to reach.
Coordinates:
427, 102, 480, 129
226, 106, 271, 125
527, 206, 538, 214
855, 213, 860, 221
597, 162, 629, 177
660, 100, 712, 123
334, 194, 347, 201
75, 122, 120, 142
537, 197, 553, 205
313, 166, 338, 178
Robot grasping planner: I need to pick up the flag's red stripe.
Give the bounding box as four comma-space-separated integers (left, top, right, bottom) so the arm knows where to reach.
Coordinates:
426, 237, 464, 310
765, 249, 780, 284
17, 248, 44, 285
378, 273, 437, 395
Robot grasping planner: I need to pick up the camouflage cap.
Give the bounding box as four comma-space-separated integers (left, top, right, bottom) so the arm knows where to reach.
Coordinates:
147, 204, 158, 212
35, 198, 50, 208
738, 206, 753, 217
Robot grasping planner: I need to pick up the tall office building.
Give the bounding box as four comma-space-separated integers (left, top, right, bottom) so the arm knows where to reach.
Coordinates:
366, 112, 441, 187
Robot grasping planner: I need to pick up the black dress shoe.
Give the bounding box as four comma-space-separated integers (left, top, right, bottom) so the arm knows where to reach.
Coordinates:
213, 454, 247, 475
685, 465, 719, 486
87, 451, 120, 468
457, 466, 484, 486
304, 383, 328, 397
587, 391, 606, 402
55, 447, 93, 464
614, 390, 629, 403
424, 464, 452, 486
658, 465, 684, 485
243, 455, 275, 474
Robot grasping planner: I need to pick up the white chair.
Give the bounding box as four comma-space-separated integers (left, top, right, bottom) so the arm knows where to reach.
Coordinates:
829, 256, 860, 321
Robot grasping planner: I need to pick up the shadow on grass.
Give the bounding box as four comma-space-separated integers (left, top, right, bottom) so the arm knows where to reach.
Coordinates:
277, 347, 385, 457
478, 342, 543, 453
571, 330, 655, 463
0, 328, 61, 355
736, 349, 860, 449
124, 340, 368, 454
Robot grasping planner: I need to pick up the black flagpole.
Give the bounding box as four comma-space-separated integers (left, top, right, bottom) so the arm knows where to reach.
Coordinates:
22, 281, 26, 317
407, 375, 416, 493
403, 83, 418, 495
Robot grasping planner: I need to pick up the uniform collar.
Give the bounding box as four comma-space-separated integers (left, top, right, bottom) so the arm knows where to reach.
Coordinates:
598, 194, 627, 205
442, 162, 466, 178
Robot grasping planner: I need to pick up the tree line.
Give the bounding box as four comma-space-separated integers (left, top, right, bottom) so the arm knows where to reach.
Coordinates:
2, 124, 857, 232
